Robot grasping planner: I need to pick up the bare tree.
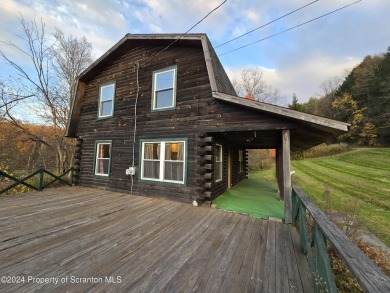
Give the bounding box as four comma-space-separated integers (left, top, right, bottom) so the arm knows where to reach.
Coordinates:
0, 16, 92, 172
318, 76, 343, 118
320, 76, 342, 98
234, 67, 285, 105
51, 28, 93, 111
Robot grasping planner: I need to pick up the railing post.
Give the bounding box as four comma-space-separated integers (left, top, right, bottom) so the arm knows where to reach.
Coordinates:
38, 169, 44, 191
292, 188, 299, 222
70, 167, 74, 186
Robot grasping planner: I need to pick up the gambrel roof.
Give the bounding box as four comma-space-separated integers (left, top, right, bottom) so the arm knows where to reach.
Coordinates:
73, 33, 236, 94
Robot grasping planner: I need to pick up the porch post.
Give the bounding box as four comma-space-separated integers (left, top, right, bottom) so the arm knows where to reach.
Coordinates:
282, 130, 292, 223
275, 146, 283, 200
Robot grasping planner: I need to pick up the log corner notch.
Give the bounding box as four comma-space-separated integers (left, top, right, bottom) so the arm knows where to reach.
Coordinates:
276, 130, 292, 223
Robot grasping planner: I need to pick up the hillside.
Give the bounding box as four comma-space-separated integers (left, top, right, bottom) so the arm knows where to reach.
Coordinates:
294, 47, 390, 146
253, 148, 390, 246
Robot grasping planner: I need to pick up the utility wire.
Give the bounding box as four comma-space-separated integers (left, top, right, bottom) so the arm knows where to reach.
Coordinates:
218, 0, 363, 56
128, 1, 228, 187
130, 61, 140, 195
151, 0, 228, 60
214, 0, 319, 49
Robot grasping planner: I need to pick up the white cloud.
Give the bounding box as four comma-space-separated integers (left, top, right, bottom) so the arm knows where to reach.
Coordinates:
0, 0, 128, 60
226, 56, 360, 104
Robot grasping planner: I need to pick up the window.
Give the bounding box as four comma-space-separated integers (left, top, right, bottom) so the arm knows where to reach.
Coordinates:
152, 66, 177, 111
141, 139, 186, 184
98, 83, 115, 118
94, 141, 112, 176
239, 149, 244, 173
215, 144, 223, 182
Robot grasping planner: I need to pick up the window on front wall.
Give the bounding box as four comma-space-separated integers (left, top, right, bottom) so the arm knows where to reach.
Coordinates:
152, 66, 176, 111
94, 141, 112, 176
215, 144, 223, 182
141, 139, 186, 184
98, 83, 115, 118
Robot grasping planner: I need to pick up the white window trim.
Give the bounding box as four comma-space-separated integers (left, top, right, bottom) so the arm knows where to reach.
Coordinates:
215, 144, 223, 182
94, 141, 112, 176
140, 140, 186, 184
98, 82, 115, 118
152, 66, 177, 111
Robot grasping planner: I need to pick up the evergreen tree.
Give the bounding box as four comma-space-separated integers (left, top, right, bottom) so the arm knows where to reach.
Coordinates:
288, 93, 304, 111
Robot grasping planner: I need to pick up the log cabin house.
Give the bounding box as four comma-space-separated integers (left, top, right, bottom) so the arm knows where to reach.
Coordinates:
65, 33, 349, 222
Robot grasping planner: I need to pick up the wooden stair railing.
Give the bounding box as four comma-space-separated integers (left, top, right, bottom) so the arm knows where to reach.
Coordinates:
292, 186, 390, 293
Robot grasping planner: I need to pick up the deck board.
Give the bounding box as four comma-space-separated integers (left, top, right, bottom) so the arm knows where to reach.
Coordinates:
0, 187, 311, 292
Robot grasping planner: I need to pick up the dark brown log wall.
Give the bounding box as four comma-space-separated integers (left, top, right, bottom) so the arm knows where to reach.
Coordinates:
76, 43, 214, 202
75, 42, 283, 202
210, 140, 247, 199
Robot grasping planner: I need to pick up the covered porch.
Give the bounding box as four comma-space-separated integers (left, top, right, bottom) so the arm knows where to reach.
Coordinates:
0, 187, 311, 292
206, 93, 350, 223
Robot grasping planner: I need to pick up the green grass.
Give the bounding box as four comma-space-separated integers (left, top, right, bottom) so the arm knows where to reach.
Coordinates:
213, 178, 284, 219
253, 148, 390, 246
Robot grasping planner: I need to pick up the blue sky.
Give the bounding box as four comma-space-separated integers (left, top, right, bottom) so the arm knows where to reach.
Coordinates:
1, 0, 390, 103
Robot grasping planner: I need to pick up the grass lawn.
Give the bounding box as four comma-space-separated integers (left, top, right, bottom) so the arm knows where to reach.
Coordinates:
253, 148, 390, 247
213, 178, 284, 219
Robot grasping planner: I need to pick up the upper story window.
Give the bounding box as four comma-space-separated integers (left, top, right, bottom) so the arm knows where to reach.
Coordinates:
98, 82, 115, 118
152, 66, 177, 111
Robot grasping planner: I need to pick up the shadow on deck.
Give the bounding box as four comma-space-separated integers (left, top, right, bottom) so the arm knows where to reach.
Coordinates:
0, 187, 311, 292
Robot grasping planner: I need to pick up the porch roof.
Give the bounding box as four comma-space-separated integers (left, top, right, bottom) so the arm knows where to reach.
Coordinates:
212, 92, 350, 150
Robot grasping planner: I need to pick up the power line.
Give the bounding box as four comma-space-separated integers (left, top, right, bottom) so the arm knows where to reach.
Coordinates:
152, 0, 228, 59
214, 0, 319, 49
218, 0, 363, 57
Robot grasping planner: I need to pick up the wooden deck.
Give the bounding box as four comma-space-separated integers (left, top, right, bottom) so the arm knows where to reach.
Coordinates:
0, 187, 311, 292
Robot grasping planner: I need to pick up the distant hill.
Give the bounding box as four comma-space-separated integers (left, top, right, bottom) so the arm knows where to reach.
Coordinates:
292, 47, 390, 146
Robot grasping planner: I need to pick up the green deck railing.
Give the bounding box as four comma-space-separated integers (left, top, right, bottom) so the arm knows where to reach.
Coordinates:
292, 186, 390, 293
0, 168, 74, 195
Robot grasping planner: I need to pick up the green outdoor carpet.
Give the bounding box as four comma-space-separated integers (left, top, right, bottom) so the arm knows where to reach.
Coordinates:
213, 178, 284, 219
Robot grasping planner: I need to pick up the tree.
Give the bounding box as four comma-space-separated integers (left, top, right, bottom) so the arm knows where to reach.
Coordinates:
331, 93, 377, 145
233, 67, 285, 105
336, 50, 390, 145
360, 122, 377, 147
288, 93, 304, 111
51, 28, 93, 110
0, 16, 93, 172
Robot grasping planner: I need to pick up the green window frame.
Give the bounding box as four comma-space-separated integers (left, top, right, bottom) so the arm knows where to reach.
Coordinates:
215, 144, 223, 182
139, 138, 187, 185
151, 66, 177, 111
94, 140, 112, 177
98, 82, 115, 119
239, 149, 244, 173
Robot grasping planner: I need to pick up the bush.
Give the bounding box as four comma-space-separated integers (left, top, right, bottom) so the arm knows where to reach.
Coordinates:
356, 240, 390, 276
0, 164, 31, 195
301, 143, 351, 159
247, 149, 275, 171
328, 246, 363, 292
